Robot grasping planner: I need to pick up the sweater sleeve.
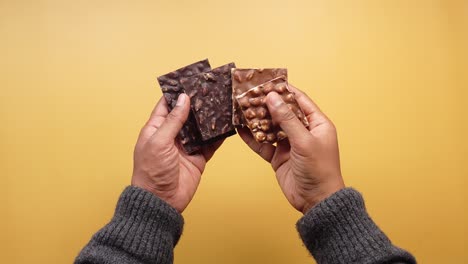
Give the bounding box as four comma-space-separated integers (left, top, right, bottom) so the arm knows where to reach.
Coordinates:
75, 186, 184, 264
296, 188, 416, 264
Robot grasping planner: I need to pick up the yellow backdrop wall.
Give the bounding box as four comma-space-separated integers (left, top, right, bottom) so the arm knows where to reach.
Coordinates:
1, 0, 467, 263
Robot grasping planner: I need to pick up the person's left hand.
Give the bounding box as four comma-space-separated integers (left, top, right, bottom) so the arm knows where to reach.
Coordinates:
131, 94, 223, 213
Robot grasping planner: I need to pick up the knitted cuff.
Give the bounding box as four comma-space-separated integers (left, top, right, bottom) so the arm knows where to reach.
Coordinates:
92, 186, 184, 262
297, 188, 416, 264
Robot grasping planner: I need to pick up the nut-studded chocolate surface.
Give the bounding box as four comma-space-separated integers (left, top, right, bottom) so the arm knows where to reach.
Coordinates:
236, 76, 309, 144
231, 68, 288, 126
182, 63, 237, 143
157, 59, 211, 153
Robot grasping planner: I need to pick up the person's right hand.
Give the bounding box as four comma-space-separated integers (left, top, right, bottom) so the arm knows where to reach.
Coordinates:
238, 85, 345, 214
131, 94, 223, 213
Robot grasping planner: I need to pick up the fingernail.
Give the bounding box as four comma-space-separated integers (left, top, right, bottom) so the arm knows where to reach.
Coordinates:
270, 92, 284, 107
176, 94, 186, 106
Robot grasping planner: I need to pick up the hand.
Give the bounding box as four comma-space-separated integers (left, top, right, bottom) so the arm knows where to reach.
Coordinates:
238, 85, 345, 214
131, 94, 223, 213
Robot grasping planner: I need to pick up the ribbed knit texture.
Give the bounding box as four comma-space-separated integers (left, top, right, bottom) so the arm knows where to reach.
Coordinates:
75, 186, 184, 264
297, 188, 416, 264
76, 186, 416, 264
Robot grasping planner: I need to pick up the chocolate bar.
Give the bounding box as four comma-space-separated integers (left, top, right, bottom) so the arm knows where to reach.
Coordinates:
231, 68, 288, 126
235, 76, 308, 144
182, 63, 237, 143
157, 59, 211, 153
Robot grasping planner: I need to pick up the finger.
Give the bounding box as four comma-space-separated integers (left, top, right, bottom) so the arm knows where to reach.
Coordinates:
150, 95, 170, 119
287, 84, 322, 117
270, 139, 290, 171
153, 94, 190, 140
265, 92, 309, 145
136, 96, 170, 146
201, 138, 225, 161
145, 96, 170, 128
237, 127, 276, 162
287, 84, 331, 129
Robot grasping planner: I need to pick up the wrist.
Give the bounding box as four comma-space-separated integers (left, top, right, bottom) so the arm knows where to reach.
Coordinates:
302, 180, 345, 214
132, 181, 182, 212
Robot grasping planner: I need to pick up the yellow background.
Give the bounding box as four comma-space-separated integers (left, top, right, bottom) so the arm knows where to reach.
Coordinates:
1, 0, 467, 263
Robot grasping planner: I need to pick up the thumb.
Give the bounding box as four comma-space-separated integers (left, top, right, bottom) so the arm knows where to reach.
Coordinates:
154, 93, 190, 140
266, 92, 309, 144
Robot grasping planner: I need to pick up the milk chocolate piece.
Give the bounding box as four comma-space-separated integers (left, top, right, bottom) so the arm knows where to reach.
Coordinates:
231, 68, 288, 126
236, 76, 309, 144
183, 63, 237, 143
157, 59, 211, 153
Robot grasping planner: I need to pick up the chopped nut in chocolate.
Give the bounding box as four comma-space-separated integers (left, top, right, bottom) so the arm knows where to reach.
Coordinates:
157, 59, 211, 153
182, 63, 237, 143
235, 76, 309, 144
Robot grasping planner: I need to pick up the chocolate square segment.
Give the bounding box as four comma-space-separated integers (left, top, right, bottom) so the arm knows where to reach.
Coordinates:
235, 76, 309, 144
157, 59, 211, 153
231, 68, 288, 126
183, 63, 237, 143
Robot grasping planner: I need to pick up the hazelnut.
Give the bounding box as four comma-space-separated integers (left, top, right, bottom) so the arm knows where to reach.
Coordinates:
256, 107, 267, 119
249, 97, 262, 106
237, 96, 250, 108
249, 120, 260, 131
233, 70, 242, 82
259, 119, 271, 132
245, 108, 256, 119
250, 86, 262, 96
277, 130, 287, 140
255, 131, 266, 142
275, 83, 287, 93
284, 93, 295, 103
263, 82, 274, 94
246, 69, 255, 80
266, 133, 276, 142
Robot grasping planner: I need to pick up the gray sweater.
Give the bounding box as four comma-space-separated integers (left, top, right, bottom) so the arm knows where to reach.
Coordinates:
75, 187, 416, 264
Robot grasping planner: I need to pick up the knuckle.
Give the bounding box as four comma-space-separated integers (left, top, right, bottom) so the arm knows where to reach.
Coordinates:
138, 125, 148, 137
147, 136, 162, 148
279, 107, 297, 122
328, 122, 337, 133
166, 112, 184, 126
255, 144, 265, 155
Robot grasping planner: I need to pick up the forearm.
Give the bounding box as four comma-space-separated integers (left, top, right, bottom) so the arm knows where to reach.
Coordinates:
297, 188, 416, 264
75, 186, 184, 264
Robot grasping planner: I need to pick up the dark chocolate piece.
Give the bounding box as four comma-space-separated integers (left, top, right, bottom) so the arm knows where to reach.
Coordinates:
231, 68, 288, 126
157, 59, 211, 153
236, 76, 308, 144
182, 63, 237, 143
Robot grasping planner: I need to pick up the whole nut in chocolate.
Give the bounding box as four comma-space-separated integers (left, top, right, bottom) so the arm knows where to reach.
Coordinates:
158, 60, 305, 153
235, 76, 309, 144
231, 68, 288, 126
